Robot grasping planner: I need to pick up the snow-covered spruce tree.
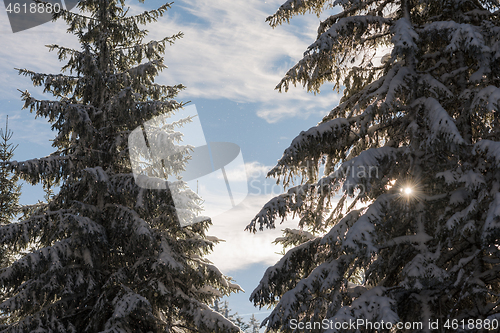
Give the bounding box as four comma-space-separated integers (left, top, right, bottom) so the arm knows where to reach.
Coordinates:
0, 117, 21, 227
212, 301, 250, 332
248, 314, 259, 333
0, 1, 241, 332
247, 0, 500, 331
0, 117, 22, 323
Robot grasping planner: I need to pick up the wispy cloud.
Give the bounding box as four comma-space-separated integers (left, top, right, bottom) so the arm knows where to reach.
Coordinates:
244, 161, 274, 179
0, 12, 80, 96
213, 161, 273, 182
132, 0, 342, 122
206, 194, 288, 272
0, 9, 80, 147
0, 0, 341, 130
206, 189, 343, 272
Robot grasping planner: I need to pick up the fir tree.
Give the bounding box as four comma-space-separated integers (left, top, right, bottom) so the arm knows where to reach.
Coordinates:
248, 0, 500, 331
248, 314, 260, 333
0, 116, 21, 227
0, 116, 22, 270
212, 300, 250, 332
0, 116, 22, 327
0, 1, 241, 332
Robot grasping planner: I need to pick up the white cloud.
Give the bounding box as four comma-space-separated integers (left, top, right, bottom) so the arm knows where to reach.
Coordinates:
0, 9, 80, 147
244, 161, 273, 179
0, 12, 79, 95
206, 191, 343, 272
0, 111, 54, 144
206, 194, 288, 272
213, 161, 273, 182
130, 0, 342, 122
0, 0, 342, 125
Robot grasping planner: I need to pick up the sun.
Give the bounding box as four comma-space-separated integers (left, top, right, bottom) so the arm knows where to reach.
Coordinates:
403, 187, 413, 195
395, 177, 424, 205
387, 177, 423, 204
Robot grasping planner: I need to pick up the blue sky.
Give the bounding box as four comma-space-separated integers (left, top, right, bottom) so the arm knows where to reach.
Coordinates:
0, 0, 342, 324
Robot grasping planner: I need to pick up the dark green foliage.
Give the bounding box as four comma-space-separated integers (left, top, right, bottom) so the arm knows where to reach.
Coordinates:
0, 1, 240, 332
250, 0, 500, 332
0, 117, 21, 226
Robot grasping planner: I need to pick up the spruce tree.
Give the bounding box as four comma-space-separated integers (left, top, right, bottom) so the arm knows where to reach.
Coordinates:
0, 117, 21, 227
0, 1, 241, 332
248, 0, 500, 331
212, 300, 250, 332
0, 116, 22, 325
248, 314, 259, 333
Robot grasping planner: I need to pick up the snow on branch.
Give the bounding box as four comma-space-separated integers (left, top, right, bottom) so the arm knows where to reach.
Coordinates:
173, 289, 240, 332
335, 146, 398, 194
457, 170, 486, 191
112, 83, 184, 103
132, 100, 183, 120
391, 18, 419, 55
105, 204, 153, 243
482, 193, 500, 242
321, 209, 362, 247
0, 211, 47, 248
0, 208, 105, 252
0, 239, 73, 285
128, 60, 167, 78
53, 2, 173, 36
19, 92, 100, 141
112, 33, 184, 66
322, 62, 397, 122
276, 14, 390, 93
471, 86, 500, 113
269, 118, 351, 178
261, 257, 348, 329
246, 183, 319, 231
401, 251, 449, 290
123, 2, 173, 25
274, 10, 391, 93
151, 240, 183, 271
325, 286, 399, 332
332, 64, 411, 118
16, 69, 80, 95
115, 33, 183, 53
359, 65, 399, 103
474, 139, 500, 164
250, 146, 397, 232
109, 60, 167, 85
250, 238, 322, 307
274, 228, 316, 248
45, 43, 84, 59
83, 166, 109, 183
317, 0, 384, 34
380, 66, 413, 107
418, 74, 454, 100
8, 155, 72, 184
416, 97, 465, 145
102, 290, 154, 331
266, 0, 333, 27
307, 15, 390, 55
422, 21, 491, 54
343, 194, 392, 255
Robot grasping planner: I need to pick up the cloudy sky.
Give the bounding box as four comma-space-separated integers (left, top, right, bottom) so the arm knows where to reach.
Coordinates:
0, 0, 342, 323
